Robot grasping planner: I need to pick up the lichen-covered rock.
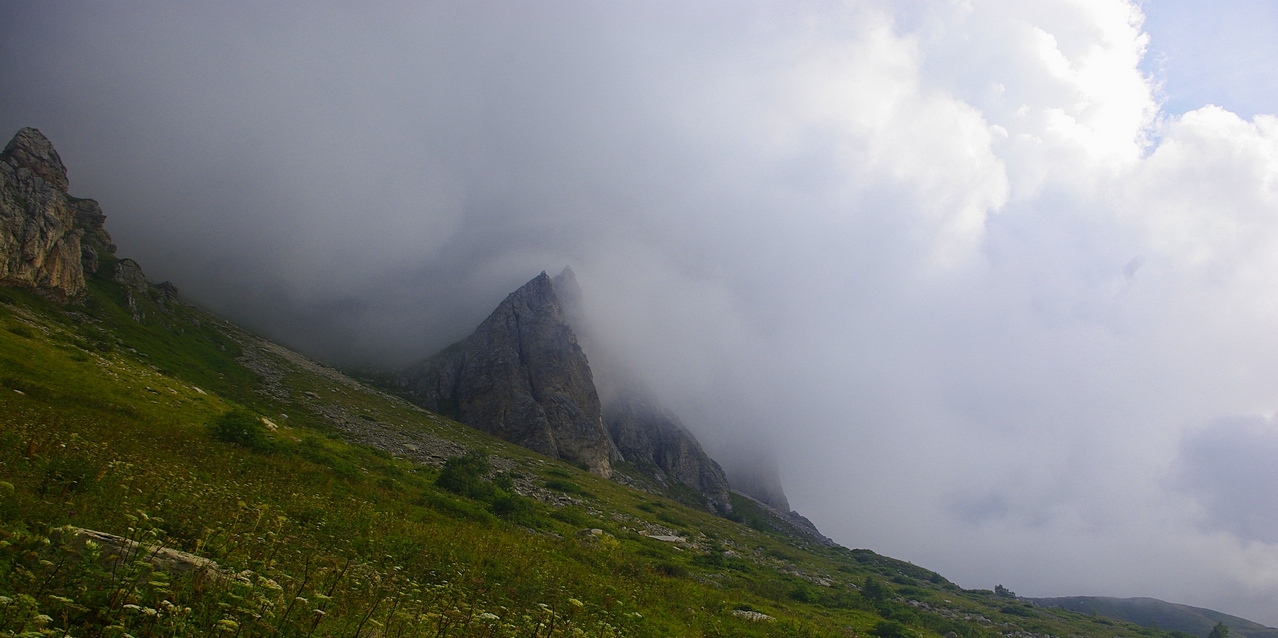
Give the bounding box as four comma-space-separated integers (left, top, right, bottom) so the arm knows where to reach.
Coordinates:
398, 272, 618, 476
605, 392, 733, 514
0, 128, 114, 300
3, 127, 69, 191
113, 258, 148, 292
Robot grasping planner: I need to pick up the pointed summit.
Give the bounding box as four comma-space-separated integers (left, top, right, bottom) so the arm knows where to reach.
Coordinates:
398, 272, 618, 476
1, 127, 115, 300
2, 127, 70, 192
551, 266, 582, 316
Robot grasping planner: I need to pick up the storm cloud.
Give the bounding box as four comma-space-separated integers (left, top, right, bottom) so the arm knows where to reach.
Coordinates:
5, 0, 1278, 626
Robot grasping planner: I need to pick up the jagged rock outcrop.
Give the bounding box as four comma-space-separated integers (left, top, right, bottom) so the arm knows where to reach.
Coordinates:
0, 127, 114, 300
397, 272, 618, 477
605, 392, 733, 513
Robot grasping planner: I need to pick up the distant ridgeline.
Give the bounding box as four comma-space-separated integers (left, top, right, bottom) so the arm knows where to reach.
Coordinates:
1025, 597, 1278, 638
394, 267, 831, 541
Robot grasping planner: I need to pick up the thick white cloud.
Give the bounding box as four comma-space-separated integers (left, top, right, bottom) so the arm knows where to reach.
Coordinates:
5, 0, 1278, 626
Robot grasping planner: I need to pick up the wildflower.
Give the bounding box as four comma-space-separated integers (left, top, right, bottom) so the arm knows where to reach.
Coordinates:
479, 612, 500, 621
568, 598, 584, 608
217, 618, 240, 632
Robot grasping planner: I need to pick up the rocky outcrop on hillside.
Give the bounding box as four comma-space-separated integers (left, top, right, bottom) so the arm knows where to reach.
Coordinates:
397, 272, 619, 477
0, 128, 115, 300
605, 392, 733, 513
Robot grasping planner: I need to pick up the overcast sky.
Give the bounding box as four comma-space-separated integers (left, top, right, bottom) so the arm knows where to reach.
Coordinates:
5, 0, 1278, 625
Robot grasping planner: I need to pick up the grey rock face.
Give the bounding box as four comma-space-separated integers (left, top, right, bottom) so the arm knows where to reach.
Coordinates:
3, 127, 69, 191
605, 392, 733, 513
398, 272, 618, 477
0, 128, 114, 300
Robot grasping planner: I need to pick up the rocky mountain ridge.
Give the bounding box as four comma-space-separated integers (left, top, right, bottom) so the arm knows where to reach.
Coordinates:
0, 128, 180, 322
396, 267, 754, 516
0, 127, 115, 300
0, 125, 804, 530
604, 392, 733, 513
395, 271, 619, 477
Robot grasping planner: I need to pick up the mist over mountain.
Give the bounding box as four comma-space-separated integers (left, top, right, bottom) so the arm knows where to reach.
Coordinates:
7, 1, 1278, 625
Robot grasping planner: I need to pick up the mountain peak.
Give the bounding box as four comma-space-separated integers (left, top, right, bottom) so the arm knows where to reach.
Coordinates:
550, 266, 583, 321
2, 127, 69, 192
398, 272, 617, 477
1, 127, 117, 300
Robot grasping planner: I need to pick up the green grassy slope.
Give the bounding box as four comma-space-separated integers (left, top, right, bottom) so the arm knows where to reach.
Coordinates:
0, 261, 1210, 637
1024, 597, 1278, 638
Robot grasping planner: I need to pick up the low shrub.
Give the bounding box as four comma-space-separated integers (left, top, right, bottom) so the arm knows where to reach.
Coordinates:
207, 409, 276, 453
435, 450, 493, 500
872, 619, 915, 638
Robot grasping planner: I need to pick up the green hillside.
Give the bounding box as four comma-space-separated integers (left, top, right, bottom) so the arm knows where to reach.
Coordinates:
1025, 597, 1278, 638
0, 256, 1215, 636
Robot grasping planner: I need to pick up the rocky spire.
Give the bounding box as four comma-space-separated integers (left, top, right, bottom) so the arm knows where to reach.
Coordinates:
0, 127, 114, 300
2, 127, 70, 192
398, 272, 618, 476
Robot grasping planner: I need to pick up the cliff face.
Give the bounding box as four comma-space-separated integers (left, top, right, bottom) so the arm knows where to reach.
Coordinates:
605, 392, 732, 513
0, 128, 115, 300
397, 272, 618, 477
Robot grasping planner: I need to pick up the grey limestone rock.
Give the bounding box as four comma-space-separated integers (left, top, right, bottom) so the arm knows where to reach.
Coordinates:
604, 391, 733, 514
398, 272, 618, 477
0, 128, 114, 300
3, 127, 69, 191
